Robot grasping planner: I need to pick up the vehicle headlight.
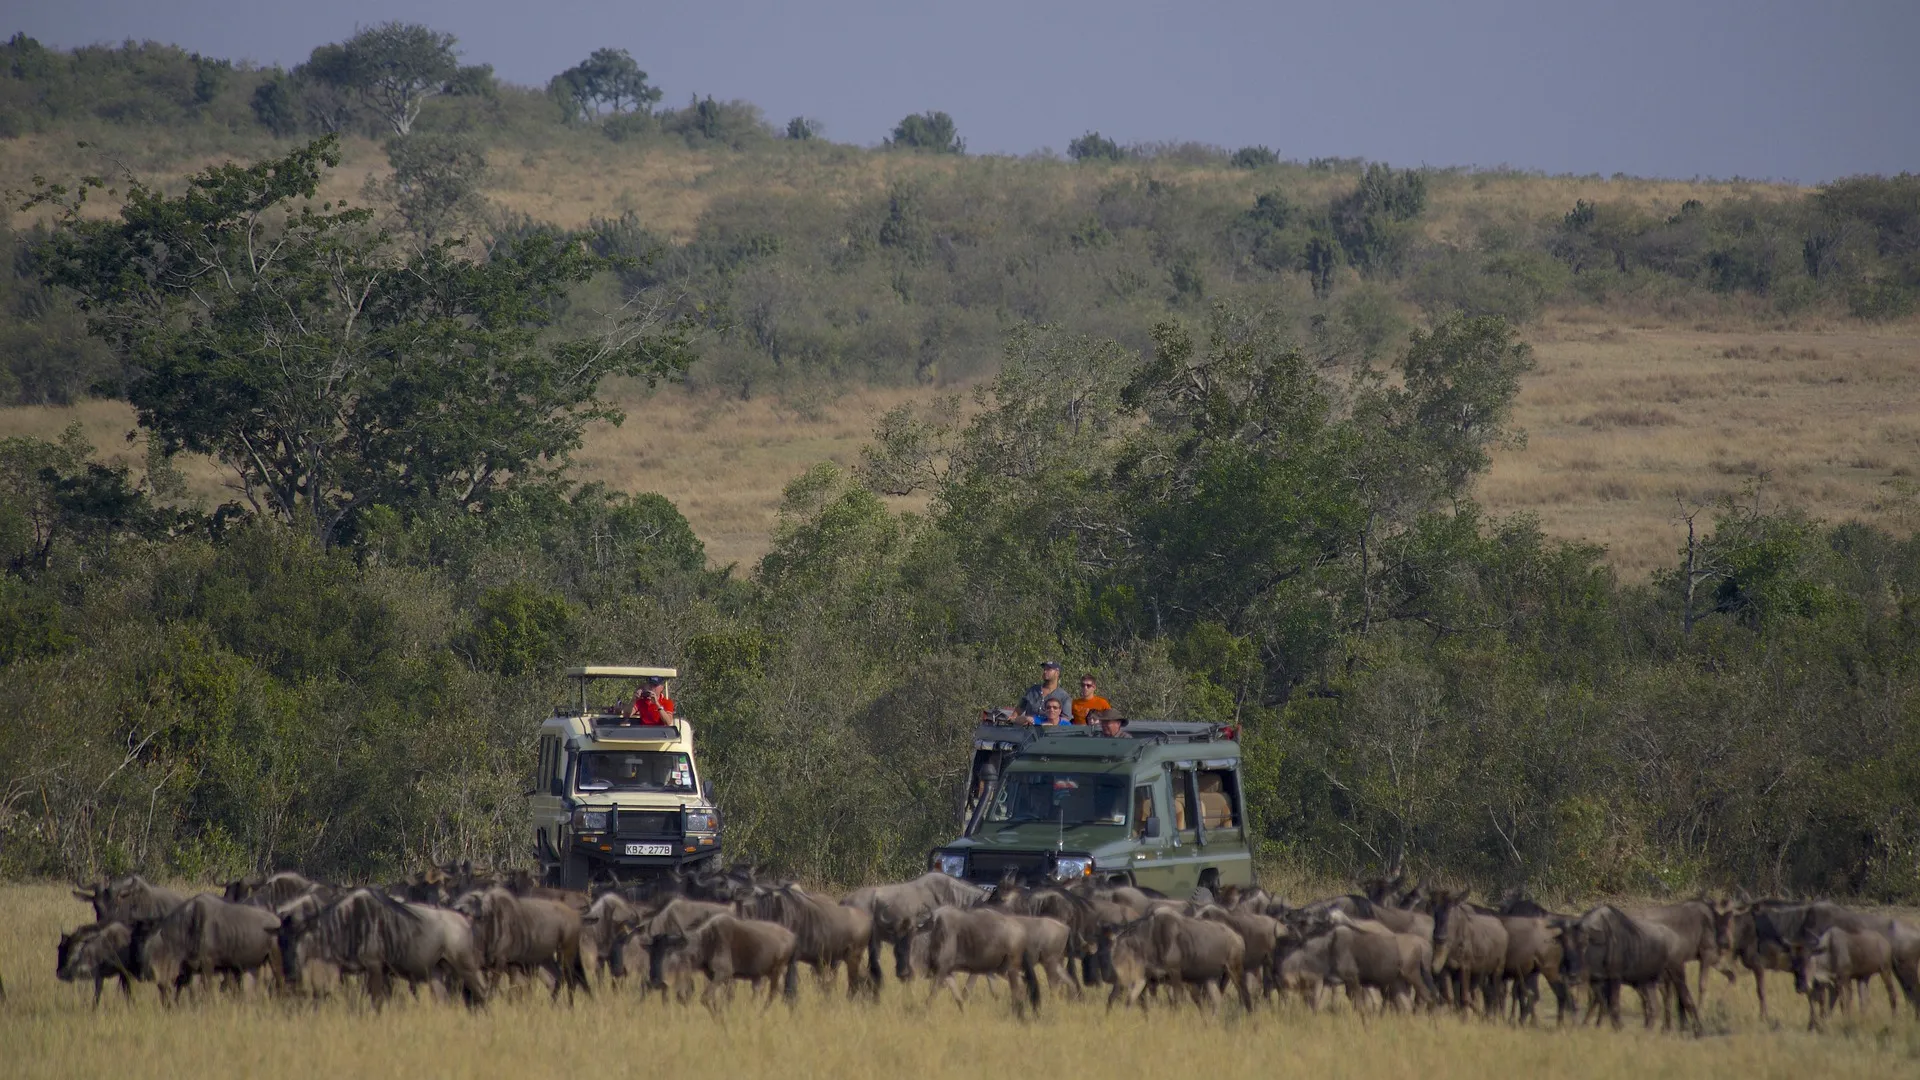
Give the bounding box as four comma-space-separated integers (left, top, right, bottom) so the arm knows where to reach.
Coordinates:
1053, 856, 1094, 881
933, 851, 967, 878
683, 809, 717, 834
573, 810, 608, 831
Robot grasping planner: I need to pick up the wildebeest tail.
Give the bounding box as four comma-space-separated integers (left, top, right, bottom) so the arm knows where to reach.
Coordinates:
866, 927, 883, 987
1021, 950, 1040, 1012
783, 952, 799, 1002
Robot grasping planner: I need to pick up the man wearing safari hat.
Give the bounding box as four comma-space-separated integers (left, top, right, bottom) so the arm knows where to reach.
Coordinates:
1090, 708, 1131, 738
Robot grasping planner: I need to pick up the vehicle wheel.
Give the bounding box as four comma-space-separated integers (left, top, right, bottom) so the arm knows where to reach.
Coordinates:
561, 853, 592, 891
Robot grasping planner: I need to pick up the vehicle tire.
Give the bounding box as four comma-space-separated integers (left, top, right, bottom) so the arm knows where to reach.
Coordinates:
561, 853, 592, 891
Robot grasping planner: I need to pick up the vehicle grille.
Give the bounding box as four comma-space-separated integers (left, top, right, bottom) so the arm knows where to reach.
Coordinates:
614, 810, 682, 838
966, 851, 1050, 886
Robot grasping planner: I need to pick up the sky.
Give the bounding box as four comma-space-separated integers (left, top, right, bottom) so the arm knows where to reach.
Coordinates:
11, 0, 1918, 182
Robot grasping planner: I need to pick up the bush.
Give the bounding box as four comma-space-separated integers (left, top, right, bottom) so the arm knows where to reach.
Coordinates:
1230, 145, 1279, 169
1067, 131, 1125, 163
886, 110, 963, 154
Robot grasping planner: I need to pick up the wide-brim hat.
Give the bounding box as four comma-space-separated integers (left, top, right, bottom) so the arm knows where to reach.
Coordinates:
1088, 708, 1128, 727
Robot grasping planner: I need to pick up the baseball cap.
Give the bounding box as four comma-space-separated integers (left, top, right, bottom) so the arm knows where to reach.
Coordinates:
1040, 659, 1061, 670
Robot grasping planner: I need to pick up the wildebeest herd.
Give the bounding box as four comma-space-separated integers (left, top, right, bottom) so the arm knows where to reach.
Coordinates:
50, 865, 1920, 1032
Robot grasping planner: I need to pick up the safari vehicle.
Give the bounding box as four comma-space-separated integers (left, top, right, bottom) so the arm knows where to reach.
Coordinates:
528, 666, 721, 889
928, 720, 1254, 895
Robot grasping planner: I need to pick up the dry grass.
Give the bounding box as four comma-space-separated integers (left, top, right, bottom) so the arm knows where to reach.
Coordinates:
575, 383, 940, 569
4, 884, 1919, 1080
3, 129, 1803, 243
1484, 317, 1920, 579
4, 312, 1916, 577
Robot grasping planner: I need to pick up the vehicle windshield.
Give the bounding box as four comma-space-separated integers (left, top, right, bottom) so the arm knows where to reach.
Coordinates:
973, 771, 1129, 832
575, 751, 694, 793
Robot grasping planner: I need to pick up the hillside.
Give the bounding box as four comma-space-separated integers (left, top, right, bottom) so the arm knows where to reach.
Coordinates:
5, 124, 1915, 574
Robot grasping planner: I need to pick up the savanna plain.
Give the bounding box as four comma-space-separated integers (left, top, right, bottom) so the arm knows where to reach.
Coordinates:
5, 885, 1920, 1080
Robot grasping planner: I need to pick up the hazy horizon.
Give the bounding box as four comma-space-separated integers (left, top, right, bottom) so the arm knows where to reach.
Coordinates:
9, 0, 1918, 183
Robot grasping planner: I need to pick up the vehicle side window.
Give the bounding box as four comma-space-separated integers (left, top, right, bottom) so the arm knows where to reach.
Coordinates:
548, 738, 566, 796
537, 736, 553, 793
1197, 768, 1240, 829
1170, 768, 1198, 833
1132, 785, 1156, 840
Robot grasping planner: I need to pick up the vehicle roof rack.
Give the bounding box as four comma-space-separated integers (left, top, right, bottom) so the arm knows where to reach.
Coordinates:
567, 665, 679, 679
972, 719, 1229, 749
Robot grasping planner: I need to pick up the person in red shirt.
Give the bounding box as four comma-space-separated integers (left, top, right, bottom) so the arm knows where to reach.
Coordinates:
630, 676, 676, 726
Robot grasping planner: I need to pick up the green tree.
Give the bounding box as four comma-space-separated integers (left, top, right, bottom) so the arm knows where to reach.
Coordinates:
549, 48, 661, 123
26, 137, 694, 548
308, 23, 460, 136
887, 111, 964, 154
784, 116, 819, 141
376, 132, 487, 242
1331, 164, 1429, 276
1068, 131, 1125, 163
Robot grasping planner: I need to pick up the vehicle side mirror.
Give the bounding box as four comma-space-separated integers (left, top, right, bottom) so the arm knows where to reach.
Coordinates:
1144, 816, 1161, 839
701, 779, 715, 801
522, 789, 538, 798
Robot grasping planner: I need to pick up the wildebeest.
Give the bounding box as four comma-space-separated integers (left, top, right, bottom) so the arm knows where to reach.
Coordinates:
453, 886, 590, 1002
1632, 898, 1728, 1003
1194, 904, 1282, 1000
1101, 909, 1250, 1015
921, 906, 1040, 1014
280, 887, 487, 1009
130, 893, 281, 1003
1803, 926, 1899, 1029
745, 883, 876, 997
1571, 904, 1697, 1032
225, 871, 328, 911
1492, 909, 1575, 1024
1429, 890, 1509, 1016
1720, 898, 1808, 1021
56, 922, 137, 1006
650, 912, 798, 1013
580, 892, 647, 983
74, 876, 187, 926
1274, 919, 1338, 1009
1323, 909, 1441, 1012
842, 872, 986, 983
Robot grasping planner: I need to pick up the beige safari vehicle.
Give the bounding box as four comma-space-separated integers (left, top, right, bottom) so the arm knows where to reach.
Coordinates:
529, 666, 721, 888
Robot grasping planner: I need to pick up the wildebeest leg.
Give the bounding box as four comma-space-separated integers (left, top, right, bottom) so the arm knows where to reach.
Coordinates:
1751, 965, 1769, 1022
1671, 971, 1699, 1034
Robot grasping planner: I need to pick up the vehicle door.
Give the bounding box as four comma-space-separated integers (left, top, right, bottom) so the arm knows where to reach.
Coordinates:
1157, 761, 1208, 894
1125, 773, 1178, 892
528, 732, 571, 867
1196, 757, 1255, 888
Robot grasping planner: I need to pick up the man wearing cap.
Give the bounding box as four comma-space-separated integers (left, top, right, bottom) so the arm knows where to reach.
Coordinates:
629, 675, 676, 726
1020, 661, 1072, 726
1091, 708, 1131, 738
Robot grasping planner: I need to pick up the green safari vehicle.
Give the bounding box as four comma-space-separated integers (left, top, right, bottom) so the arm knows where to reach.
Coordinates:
928, 719, 1254, 895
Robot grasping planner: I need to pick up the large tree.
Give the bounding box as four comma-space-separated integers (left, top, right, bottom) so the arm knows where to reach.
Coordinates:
307, 22, 460, 136
26, 137, 693, 547
549, 48, 662, 123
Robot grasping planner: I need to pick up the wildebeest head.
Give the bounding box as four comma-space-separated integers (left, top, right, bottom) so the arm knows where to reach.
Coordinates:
648, 931, 687, 988
55, 928, 82, 981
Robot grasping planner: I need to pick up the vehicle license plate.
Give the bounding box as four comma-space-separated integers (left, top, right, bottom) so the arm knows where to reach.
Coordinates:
625, 842, 673, 856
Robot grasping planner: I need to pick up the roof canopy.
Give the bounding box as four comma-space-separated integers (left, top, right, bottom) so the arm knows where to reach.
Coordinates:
565, 666, 679, 679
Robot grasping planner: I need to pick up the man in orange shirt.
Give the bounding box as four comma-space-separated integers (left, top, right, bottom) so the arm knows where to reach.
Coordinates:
1071, 675, 1111, 725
